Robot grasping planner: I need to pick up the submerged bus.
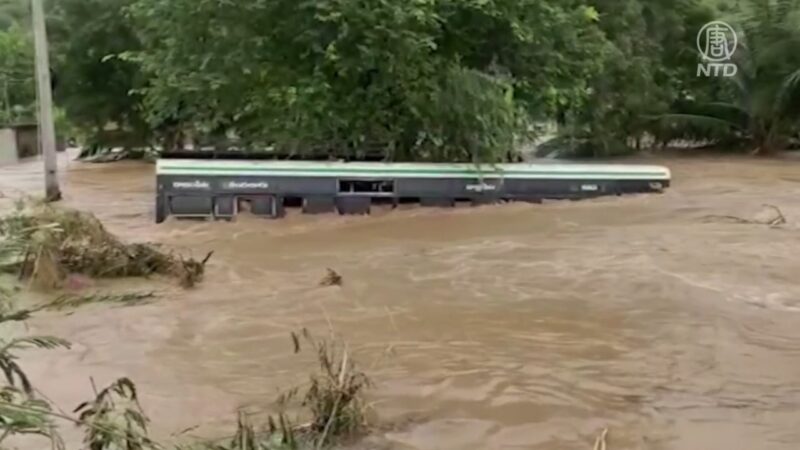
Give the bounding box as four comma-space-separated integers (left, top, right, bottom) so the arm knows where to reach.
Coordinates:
154, 158, 671, 223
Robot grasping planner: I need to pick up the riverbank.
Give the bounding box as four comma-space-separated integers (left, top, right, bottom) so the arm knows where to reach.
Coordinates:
2, 152, 800, 449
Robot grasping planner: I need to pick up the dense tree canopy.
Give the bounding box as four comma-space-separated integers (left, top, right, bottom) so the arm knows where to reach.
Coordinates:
123, 0, 608, 160
2, 0, 799, 159
0, 25, 33, 125
49, 0, 148, 141
0, 0, 33, 125
667, 0, 800, 153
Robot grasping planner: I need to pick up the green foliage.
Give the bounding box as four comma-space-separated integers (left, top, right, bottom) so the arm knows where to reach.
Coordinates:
297, 329, 369, 445
121, 0, 797, 158
0, 293, 69, 449
125, 0, 605, 161
0, 300, 153, 450
399, 66, 526, 162
0, 0, 27, 31
0, 24, 35, 125
48, 0, 151, 150
3, 0, 796, 157
73, 378, 158, 450
556, 0, 719, 156
0, 387, 64, 449
661, 0, 800, 153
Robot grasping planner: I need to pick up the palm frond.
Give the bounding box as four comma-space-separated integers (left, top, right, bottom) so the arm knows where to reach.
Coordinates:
659, 113, 744, 130
0, 388, 64, 450
0, 307, 34, 324
75, 377, 160, 450
0, 355, 33, 393
777, 66, 800, 104
776, 0, 800, 22
701, 102, 751, 118
44, 292, 155, 310
0, 336, 72, 354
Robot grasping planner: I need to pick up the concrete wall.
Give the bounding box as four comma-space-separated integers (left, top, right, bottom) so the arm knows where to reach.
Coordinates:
15, 125, 39, 158
0, 125, 65, 164
0, 128, 18, 165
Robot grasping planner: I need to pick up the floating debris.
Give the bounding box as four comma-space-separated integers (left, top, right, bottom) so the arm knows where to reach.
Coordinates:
593, 428, 608, 450
0, 201, 210, 289
319, 269, 343, 287
754, 204, 787, 227
178, 251, 214, 288
701, 204, 789, 228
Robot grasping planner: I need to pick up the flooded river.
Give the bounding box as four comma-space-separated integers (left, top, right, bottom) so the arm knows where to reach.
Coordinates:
2, 153, 800, 449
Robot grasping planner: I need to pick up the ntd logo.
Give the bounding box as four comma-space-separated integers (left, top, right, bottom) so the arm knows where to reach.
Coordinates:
696, 21, 738, 78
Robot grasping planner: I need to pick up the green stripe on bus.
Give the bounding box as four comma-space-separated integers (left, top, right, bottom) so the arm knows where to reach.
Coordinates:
158, 166, 668, 177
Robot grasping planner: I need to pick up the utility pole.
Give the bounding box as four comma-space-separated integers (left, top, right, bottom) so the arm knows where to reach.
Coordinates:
31, 0, 61, 201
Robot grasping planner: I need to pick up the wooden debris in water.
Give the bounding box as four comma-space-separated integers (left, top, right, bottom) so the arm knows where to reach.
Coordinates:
759, 204, 787, 227
0, 201, 211, 289
319, 268, 343, 287
701, 204, 788, 228
593, 428, 608, 450
178, 251, 214, 288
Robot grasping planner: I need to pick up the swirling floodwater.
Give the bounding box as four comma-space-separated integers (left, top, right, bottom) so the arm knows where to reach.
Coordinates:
2, 153, 800, 449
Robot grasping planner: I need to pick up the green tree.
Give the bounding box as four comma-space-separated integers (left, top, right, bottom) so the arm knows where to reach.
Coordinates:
665, 0, 800, 154
126, 0, 606, 161
0, 0, 27, 31
48, 0, 150, 152
556, 0, 716, 156
16, 0, 785, 159
0, 24, 34, 125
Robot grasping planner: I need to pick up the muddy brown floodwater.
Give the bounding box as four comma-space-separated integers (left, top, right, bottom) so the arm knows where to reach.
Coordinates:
2, 153, 800, 449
